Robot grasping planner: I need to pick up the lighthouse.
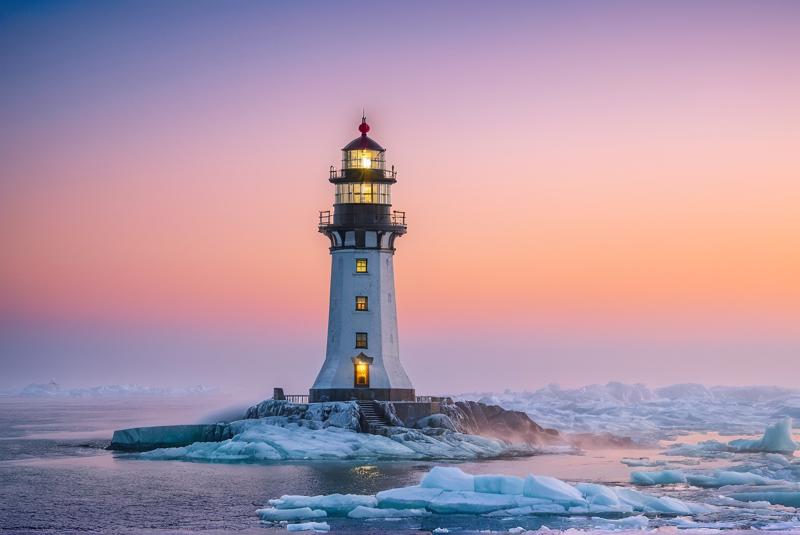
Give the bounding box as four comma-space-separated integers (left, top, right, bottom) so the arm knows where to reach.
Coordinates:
310, 117, 415, 403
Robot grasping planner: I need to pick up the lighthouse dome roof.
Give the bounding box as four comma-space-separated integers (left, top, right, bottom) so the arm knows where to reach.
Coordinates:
342, 135, 384, 152
342, 116, 385, 152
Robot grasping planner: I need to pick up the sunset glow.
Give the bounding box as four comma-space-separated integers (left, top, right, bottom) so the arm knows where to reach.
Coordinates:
1, 1, 799, 394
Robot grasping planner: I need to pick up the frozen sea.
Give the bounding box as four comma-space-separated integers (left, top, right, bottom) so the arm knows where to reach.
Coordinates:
1, 394, 799, 534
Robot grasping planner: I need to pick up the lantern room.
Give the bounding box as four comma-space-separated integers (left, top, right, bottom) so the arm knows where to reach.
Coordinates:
342, 117, 386, 170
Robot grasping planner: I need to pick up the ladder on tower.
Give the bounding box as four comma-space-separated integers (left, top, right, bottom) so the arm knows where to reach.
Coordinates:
357, 400, 392, 434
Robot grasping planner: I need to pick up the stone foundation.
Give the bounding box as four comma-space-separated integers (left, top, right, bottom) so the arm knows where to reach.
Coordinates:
309, 388, 415, 403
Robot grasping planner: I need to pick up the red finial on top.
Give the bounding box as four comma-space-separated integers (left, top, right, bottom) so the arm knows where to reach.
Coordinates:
358, 113, 370, 136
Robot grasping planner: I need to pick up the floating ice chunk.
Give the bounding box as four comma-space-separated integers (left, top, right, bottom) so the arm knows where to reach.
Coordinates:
269, 494, 377, 515
507, 528, 526, 534
474, 474, 525, 495
257, 507, 326, 521
432, 528, 449, 533
429, 491, 519, 514
686, 470, 779, 488
761, 518, 800, 531
729, 490, 800, 508
346, 506, 428, 518
421, 466, 475, 491
728, 418, 798, 454
376, 485, 443, 509
575, 482, 623, 507
286, 521, 330, 532
522, 475, 586, 505
261, 467, 711, 524
613, 487, 692, 514
588, 514, 649, 530
630, 469, 686, 485
621, 457, 667, 467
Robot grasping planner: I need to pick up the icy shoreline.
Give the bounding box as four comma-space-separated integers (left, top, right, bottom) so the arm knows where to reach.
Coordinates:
137, 400, 572, 462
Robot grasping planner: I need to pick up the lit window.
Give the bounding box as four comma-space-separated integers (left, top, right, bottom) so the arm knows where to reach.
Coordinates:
356, 259, 367, 273
355, 296, 368, 311
355, 332, 368, 349
355, 362, 369, 386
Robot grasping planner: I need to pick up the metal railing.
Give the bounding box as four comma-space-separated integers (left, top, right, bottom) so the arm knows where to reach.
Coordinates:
416, 396, 451, 403
285, 394, 309, 404
330, 167, 398, 180
319, 209, 406, 228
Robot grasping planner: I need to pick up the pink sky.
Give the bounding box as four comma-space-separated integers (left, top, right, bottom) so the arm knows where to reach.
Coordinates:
1, 1, 798, 395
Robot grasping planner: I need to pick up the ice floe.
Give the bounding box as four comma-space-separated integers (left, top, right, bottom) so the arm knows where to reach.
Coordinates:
664, 418, 798, 458
284, 521, 330, 532
257, 466, 715, 525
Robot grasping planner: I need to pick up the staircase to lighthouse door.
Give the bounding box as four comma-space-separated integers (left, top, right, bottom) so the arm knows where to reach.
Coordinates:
357, 400, 391, 434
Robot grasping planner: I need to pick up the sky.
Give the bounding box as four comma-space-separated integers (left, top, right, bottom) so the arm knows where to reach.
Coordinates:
1, 1, 799, 397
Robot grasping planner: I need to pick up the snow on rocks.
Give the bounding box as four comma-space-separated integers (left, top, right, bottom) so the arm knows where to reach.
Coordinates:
257, 466, 714, 526
139, 416, 530, 462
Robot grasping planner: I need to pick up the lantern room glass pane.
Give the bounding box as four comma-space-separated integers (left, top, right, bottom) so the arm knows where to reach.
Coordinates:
343, 149, 385, 170
335, 183, 391, 204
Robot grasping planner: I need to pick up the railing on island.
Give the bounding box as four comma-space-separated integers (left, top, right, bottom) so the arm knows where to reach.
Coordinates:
284, 394, 309, 404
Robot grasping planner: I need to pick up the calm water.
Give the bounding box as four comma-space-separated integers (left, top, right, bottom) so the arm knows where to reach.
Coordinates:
0, 397, 778, 534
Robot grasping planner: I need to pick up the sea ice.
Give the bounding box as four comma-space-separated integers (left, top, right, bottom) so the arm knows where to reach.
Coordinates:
285, 521, 330, 532
522, 475, 586, 505
457, 382, 800, 440
728, 417, 798, 454
269, 494, 377, 515
346, 506, 429, 518
729, 490, 800, 508
256, 507, 327, 521
259, 466, 712, 523
474, 474, 526, 495
630, 469, 686, 485
376, 486, 443, 509
422, 466, 475, 491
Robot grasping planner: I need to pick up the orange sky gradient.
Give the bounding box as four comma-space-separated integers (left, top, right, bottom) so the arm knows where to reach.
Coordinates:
1, 1, 799, 395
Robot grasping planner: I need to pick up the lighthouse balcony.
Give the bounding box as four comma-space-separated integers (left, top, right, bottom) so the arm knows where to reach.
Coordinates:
329, 167, 398, 183
319, 209, 406, 230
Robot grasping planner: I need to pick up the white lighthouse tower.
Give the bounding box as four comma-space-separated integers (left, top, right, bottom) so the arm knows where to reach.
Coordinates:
310, 116, 415, 402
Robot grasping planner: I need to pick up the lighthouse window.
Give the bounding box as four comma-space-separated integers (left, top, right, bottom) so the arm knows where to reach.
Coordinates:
335, 183, 391, 204
355, 332, 368, 349
356, 258, 368, 273
355, 296, 368, 311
